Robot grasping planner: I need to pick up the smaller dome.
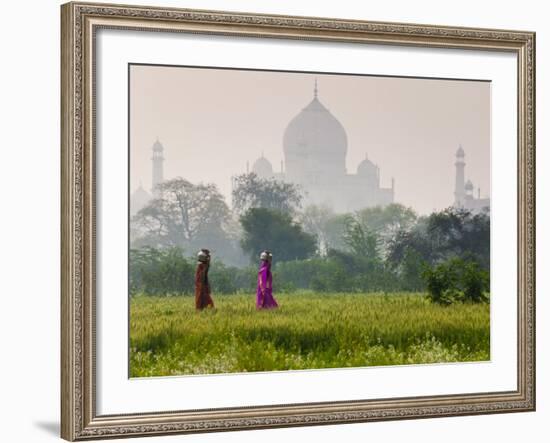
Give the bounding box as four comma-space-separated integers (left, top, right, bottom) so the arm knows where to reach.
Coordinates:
252, 155, 273, 178
153, 139, 164, 152
131, 183, 151, 214
465, 179, 474, 190
357, 154, 377, 176
456, 145, 465, 157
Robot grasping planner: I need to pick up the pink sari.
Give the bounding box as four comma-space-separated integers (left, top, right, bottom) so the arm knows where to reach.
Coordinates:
256, 260, 278, 309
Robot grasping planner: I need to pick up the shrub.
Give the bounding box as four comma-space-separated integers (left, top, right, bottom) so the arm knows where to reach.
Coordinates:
210, 264, 257, 295
422, 257, 489, 305
130, 247, 194, 295
130, 247, 256, 296
462, 261, 489, 303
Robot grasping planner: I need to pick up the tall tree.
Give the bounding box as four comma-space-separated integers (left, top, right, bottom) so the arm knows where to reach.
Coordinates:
231, 173, 303, 215
323, 213, 351, 253
387, 207, 490, 271
132, 177, 230, 250
342, 215, 381, 262
426, 207, 490, 268
299, 204, 336, 255
130, 198, 172, 248
239, 208, 316, 263
355, 203, 417, 249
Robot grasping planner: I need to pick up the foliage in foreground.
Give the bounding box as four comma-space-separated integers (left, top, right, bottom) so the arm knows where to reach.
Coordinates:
130, 292, 490, 377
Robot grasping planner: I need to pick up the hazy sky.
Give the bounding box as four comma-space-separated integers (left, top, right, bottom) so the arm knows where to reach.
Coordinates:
130, 64, 490, 215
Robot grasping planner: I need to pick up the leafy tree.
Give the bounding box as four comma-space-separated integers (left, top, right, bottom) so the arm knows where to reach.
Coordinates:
398, 248, 426, 291
426, 207, 490, 268
421, 257, 489, 305
342, 215, 381, 262
322, 213, 349, 253
239, 208, 316, 263
131, 178, 238, 261
386, 217, 432, 269
300, 204, 417, 258
387, 207, 490, 271
130, 198, 172, 248
355, 203, 417, 242
299, 205, 344, 255
232, 173, 303, 215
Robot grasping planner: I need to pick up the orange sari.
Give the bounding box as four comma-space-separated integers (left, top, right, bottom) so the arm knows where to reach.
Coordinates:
195, 262, 214, 310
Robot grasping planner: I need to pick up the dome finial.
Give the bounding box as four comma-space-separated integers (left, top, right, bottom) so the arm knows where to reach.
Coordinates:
314, 78, 318, 99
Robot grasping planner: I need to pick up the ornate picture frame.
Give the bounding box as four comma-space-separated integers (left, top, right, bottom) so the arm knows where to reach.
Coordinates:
61, 1, 535, 440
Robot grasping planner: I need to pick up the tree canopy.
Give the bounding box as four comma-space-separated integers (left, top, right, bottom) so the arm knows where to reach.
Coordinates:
231, 173, 303, 215
131, 178, 235, 260
239, 207, 317, 263
387, 207, 490, 271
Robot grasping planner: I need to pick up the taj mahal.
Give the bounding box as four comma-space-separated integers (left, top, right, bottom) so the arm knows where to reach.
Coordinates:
243, 81, 395, 213
131, 81, 489, 216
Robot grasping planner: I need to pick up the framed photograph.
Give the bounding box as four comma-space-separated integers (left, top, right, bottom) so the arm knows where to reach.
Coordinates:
61, 1, 536, 440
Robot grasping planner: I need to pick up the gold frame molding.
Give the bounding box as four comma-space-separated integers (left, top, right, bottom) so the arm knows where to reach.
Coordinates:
61, 1, 536, 440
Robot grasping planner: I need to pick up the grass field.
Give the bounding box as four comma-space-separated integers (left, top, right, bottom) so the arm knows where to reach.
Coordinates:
129, 291, 490, 377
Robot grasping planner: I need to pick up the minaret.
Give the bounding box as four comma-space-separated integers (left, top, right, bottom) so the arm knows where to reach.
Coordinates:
151, 138, 164, 196
314, 78, 318, 99
454, 144, 466, 206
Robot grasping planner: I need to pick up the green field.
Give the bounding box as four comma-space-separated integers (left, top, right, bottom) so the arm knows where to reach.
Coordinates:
130, 292, 490, 377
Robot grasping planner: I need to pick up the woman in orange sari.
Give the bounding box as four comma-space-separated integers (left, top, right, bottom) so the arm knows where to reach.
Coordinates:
195, 249, 214, 310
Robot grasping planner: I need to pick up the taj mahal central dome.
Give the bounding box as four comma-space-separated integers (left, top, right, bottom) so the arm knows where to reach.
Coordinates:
283, 81, 348, 179
241, 80, 394, 213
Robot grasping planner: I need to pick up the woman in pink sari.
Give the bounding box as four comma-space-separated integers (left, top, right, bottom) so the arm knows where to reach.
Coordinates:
256, 250, 278, 310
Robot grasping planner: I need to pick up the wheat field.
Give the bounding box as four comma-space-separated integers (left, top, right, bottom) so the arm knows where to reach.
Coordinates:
129, 291, 490, 377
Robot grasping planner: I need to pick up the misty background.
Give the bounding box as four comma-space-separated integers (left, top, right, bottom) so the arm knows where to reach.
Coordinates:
128, 64, 490, 296
130, 64, 490, 215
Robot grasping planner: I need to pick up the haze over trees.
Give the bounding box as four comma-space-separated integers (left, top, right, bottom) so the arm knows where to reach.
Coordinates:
132, 178, 229, 247
231, 173, 303, 215
131, 178, 244, 265
130, 174, 490, 301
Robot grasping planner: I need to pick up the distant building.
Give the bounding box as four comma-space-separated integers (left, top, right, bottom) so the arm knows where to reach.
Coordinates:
151, 138, 164, 197
130, 182, 151, 216
130, 138, 165, 216
241, 81, 394, 213
453, 145, 490, 214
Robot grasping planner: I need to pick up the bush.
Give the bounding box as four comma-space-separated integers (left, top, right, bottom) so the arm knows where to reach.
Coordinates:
275, 252, 400, 294
130, 246, 260, 296
129, 248, 489, 298
422, 257, 489, 305
275, 258, 344, 292
210, 263, 257, 294
399, 248, 426, 291
130, 247, 194, 295
462, 261, 489, 303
